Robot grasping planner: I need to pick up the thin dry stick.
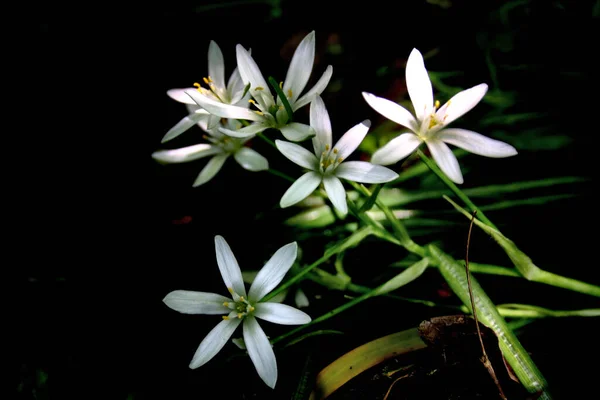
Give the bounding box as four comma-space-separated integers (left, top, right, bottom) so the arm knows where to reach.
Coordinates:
466, 210, 507, 400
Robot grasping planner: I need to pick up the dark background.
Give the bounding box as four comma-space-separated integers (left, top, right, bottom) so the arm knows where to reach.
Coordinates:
17, 1, 599, 399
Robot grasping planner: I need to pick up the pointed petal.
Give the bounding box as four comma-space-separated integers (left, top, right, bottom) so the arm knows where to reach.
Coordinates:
280, 171, 322, 208
335, 161, 398, 183
193, 154, 229, 186
236, 45, 272, 100
167, 88, 197, 105
207, 114, 220, 131
227, 67, 245, 100
254, 302, 311, 325
186, 90, 263, 122
275, 140, 319, 170
294, 65, 333, 111
362, 92, 418, 132
406, 48, 434, 121
163, 290, 230, 314
309, 95, 332, 155
214, 235, 247, 297
437, 128, 518, 158
248, 242, 298, 301
426, 139, 464, 184
189, 317, 241, 369
208, 40, 226, 90
294, 288, 309, 308
243, 317, 277, 389
371, 133, 422, 165
439, 83, 488, 126
280, 122, 316, 142
152, 144, 222, 164
219, 123, 268, 138
283, 31, 315, 104
333, 120, 371, 160
234, 147, 269, 171
323, 175, 347, 215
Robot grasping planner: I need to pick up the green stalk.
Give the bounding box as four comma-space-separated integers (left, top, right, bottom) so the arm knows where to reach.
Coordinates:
417, 149, 497, 230
268, 76, 294, 123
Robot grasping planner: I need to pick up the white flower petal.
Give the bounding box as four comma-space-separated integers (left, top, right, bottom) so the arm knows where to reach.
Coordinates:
236, 45, 272, 100
293, 65, 333, 111
163, 290, 231, 314
152, 144, 222, 164
437, 128, 517, 158
208, 40, 226, 90
227, 67, 245, 101
275, 140, 319, 170
282, 31, 315, 105
439, 83, 488, 127
362, 92, 419, 132
186, 90, 263, 122
248, 242, 298, 302
207, 114, 221, 131
234, 147, 269, 171
309, 95, 332, 155
189, 317, 242, 369
333, 120, 371, 160
371, 133, 422, 165
193, 154, 229, 187
219, 123, 268, 138
406, 48, 434, 121
323, 175, 347, 215
280, 122, 316, 142
335, 161, 398, 183
280, 171, 322, 208
426, 139, 464, 184
243, 317, 277, 389
294, 288, 309, 308
161, 111, 210, 143
167, 88, 197, 105
254, 302, 311, 325
214, 235, 247, 297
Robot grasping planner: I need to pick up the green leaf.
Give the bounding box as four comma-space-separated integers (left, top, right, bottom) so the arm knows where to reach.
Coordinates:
374, 258, 429, 295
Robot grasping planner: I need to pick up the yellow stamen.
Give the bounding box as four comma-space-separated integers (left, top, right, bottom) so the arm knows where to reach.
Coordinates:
222, 316, 230, 320
287, 89, 293, 98
237, 313, 243, 319
428, 118, 438, 130
248, 306, 255, 312
207, 76, 213, 83
255, 86, 264, 91
333, 148, 338, 154
434, 100, 440, 109
239, 296, 245, 302
255, 111, 264, 116
248, 99, 256, 104
193, 82, 201, 89
279, 105, 284, 110
228, 287, 234, 294
279, 81, 283, 89
203, 77, 210, 85
325, 144, 330, 151
223, 302, 229, 307
337, 158, 343, 163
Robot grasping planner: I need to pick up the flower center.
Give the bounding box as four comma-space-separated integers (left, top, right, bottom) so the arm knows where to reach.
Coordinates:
319, 144, 343, 173
194, 76, 226, 103
224, 288, 255, 320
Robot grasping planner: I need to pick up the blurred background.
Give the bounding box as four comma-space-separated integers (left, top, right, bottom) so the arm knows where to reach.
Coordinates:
18, 0, 598, 399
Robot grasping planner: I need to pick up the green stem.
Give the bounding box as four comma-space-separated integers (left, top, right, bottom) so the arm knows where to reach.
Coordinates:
391, 260, 521, 277
417, 149, 498, 230
266, 168, 295, 183
257, 131, 277, 148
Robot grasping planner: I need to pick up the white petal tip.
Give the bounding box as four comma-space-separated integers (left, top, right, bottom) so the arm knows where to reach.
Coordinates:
361, 120, 371, 128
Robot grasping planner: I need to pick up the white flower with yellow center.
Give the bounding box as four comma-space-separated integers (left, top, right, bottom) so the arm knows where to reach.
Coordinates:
362, 48, 517, 184
163, 236, 311, 389
186, 31, 333, 142
161, 40, 250, 143
152, 119, 268, 187
275, 96, 399, 215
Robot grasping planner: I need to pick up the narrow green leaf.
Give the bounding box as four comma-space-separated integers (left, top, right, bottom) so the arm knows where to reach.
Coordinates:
374, 258, 429, 295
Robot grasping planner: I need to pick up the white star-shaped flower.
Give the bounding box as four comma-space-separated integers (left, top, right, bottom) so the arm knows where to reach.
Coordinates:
161, 40, 250, 143
163, 236, 311, 389
275, 96, 398, 215
363, 48, 517, 184
152, 119, 268, 187
186, 31, 333, 142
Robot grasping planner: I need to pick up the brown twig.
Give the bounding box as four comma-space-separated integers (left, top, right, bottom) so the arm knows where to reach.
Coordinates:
466, 210, 508, 400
